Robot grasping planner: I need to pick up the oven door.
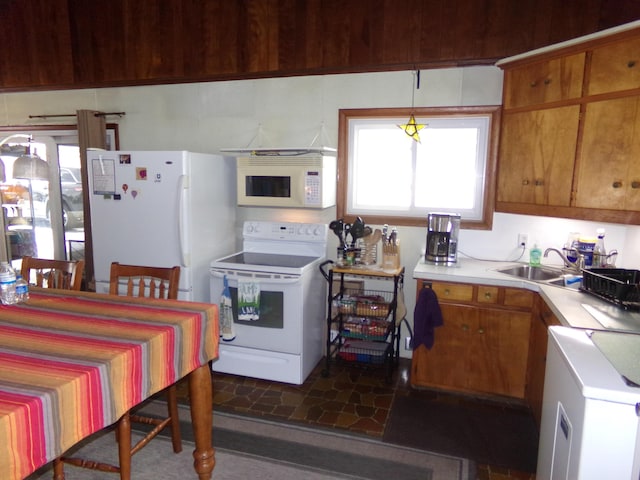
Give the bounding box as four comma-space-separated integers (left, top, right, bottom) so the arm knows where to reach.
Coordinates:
210, 268, 304, 354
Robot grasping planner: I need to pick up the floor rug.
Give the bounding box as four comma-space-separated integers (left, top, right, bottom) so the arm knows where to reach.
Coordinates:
384, 392, 539, 473
30, 403, 474, 480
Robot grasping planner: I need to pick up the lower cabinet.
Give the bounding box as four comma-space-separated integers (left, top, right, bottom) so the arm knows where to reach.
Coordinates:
411, 280, 533, 399
526, 296, 562, 429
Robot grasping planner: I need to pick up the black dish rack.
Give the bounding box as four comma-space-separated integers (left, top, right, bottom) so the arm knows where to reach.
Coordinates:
581, 268, 640, 310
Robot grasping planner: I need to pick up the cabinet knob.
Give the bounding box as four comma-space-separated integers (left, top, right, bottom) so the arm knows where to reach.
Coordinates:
484, 292, 492, 300
632, 181, 640, 189
444, 289, 450, 296
522, 179, 530, 186
530, 81, 537, 88
478, 328, 485, 334
613, 181, 623, 188
628, 60, 637, 68
535, 179, 544, 186
462, 324, 469, 331
543, 78, 551, 85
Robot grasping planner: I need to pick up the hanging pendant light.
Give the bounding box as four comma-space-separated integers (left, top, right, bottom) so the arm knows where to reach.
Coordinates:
0, 134, 35, 183
397, 70, 426, 143
13, 143, 48, 181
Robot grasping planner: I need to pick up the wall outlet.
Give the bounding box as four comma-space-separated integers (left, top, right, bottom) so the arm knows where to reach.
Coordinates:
517, 233, 528, 248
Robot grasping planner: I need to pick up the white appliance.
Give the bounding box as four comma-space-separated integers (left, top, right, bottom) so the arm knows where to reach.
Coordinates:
232, 148, 336, 209
87, 150, 235, 302
209, 220, 328, 384
537, 326, 640, 480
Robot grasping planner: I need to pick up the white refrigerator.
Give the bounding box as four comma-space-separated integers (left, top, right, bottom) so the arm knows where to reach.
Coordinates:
87, 150, 236, 302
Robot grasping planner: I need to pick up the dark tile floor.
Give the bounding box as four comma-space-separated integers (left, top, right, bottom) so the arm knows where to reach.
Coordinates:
176, 358, 536, 480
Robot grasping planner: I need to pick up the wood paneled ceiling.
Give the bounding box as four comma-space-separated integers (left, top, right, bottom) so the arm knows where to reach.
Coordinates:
0, 0, 639, 92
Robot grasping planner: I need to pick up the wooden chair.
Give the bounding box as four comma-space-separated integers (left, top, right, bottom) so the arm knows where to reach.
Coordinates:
20, 256, 84, 291
55, 262, 182, 480
108, 262, 180, 300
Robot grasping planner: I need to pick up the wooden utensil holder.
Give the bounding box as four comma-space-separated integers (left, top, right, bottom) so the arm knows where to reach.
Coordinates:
382, 243, 400, 269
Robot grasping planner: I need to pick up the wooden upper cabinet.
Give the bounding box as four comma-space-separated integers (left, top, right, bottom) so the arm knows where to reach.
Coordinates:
497, 26, 640, 224
575, 96, 640, 210
503, 53, 585, 109
587, 37, 640, 96
497, 106, 579, 205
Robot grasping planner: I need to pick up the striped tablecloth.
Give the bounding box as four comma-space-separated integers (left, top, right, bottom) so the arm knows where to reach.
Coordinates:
0, 289, 219, 480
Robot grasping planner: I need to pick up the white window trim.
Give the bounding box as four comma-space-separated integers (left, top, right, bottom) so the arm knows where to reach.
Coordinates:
337, 106, 500, 230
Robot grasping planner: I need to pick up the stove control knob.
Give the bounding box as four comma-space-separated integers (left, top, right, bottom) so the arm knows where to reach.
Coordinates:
245, 222, 260, 234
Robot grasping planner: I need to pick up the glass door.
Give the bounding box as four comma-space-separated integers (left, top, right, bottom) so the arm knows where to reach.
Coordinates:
0, 131, 83, 270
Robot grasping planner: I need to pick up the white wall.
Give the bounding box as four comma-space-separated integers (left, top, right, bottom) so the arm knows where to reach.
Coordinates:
2, 67, 639, 359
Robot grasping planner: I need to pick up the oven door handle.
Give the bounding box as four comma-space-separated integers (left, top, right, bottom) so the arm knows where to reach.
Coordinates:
210, 269, 302, 284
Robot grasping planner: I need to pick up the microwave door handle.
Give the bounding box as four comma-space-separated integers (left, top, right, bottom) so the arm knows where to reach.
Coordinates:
210, 269, 301, 285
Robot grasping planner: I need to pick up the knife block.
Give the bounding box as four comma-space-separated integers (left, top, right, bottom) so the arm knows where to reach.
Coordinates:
382, 243, 400, 269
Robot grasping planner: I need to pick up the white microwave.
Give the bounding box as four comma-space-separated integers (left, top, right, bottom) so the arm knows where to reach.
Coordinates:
236, 155, 336, 208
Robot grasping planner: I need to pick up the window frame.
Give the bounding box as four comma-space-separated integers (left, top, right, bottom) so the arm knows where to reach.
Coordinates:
337, 106, 501, 230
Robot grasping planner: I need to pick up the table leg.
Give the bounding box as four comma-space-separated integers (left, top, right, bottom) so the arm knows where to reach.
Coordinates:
188, 364, 215, 480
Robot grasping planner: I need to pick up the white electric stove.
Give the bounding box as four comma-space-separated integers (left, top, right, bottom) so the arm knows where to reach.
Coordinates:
209, 221, 328, 384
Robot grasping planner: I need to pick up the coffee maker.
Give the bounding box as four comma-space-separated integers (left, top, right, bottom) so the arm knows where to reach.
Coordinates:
425, 213, 461, 265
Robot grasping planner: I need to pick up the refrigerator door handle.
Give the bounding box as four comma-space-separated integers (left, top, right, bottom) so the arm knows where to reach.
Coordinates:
178, 174, 190, 267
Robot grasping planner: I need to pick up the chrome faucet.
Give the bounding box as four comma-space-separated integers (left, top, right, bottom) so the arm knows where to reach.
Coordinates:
543, 247, 584, 273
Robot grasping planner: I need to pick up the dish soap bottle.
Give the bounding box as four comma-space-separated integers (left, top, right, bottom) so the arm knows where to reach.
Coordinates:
529, 243, 542, 267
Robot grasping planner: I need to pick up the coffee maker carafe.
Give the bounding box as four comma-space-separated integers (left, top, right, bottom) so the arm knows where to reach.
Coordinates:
425, 213, 461, 265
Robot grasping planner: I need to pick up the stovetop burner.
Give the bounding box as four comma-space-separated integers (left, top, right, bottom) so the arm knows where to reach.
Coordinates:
211, 220, 328, 276
216, 252, 320, 269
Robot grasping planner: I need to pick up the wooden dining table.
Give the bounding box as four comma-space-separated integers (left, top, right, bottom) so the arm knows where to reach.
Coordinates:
0, 288, 219, 480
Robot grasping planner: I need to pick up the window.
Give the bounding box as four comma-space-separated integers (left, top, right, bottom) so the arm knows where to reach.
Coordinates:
337, 106, 500, 229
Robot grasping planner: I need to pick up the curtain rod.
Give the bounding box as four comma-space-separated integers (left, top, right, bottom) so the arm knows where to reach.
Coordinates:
28, 112, 126, 119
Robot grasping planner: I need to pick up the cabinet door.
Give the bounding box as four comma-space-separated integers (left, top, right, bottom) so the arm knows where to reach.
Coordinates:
411, 303, 531, 398
575, 96, 640, 210
470, 309, 531, 398
411, 303, 472, 391
526, 307, 548, 429
526, 298, 561, 429
588, 37, 640, 95
497, 106, 579, 205
503, 53, 585, 109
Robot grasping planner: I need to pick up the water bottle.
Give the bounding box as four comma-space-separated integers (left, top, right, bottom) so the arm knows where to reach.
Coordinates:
16, 274, 29, 303
0, 262, 17, 305
594, 228, 606, 268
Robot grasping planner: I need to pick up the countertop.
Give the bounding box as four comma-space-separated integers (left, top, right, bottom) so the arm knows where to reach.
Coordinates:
412, 257, 640, 332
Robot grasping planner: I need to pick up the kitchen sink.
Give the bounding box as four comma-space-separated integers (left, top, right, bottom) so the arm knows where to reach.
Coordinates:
494, 264, 584, 291
496, 264, 564, 282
